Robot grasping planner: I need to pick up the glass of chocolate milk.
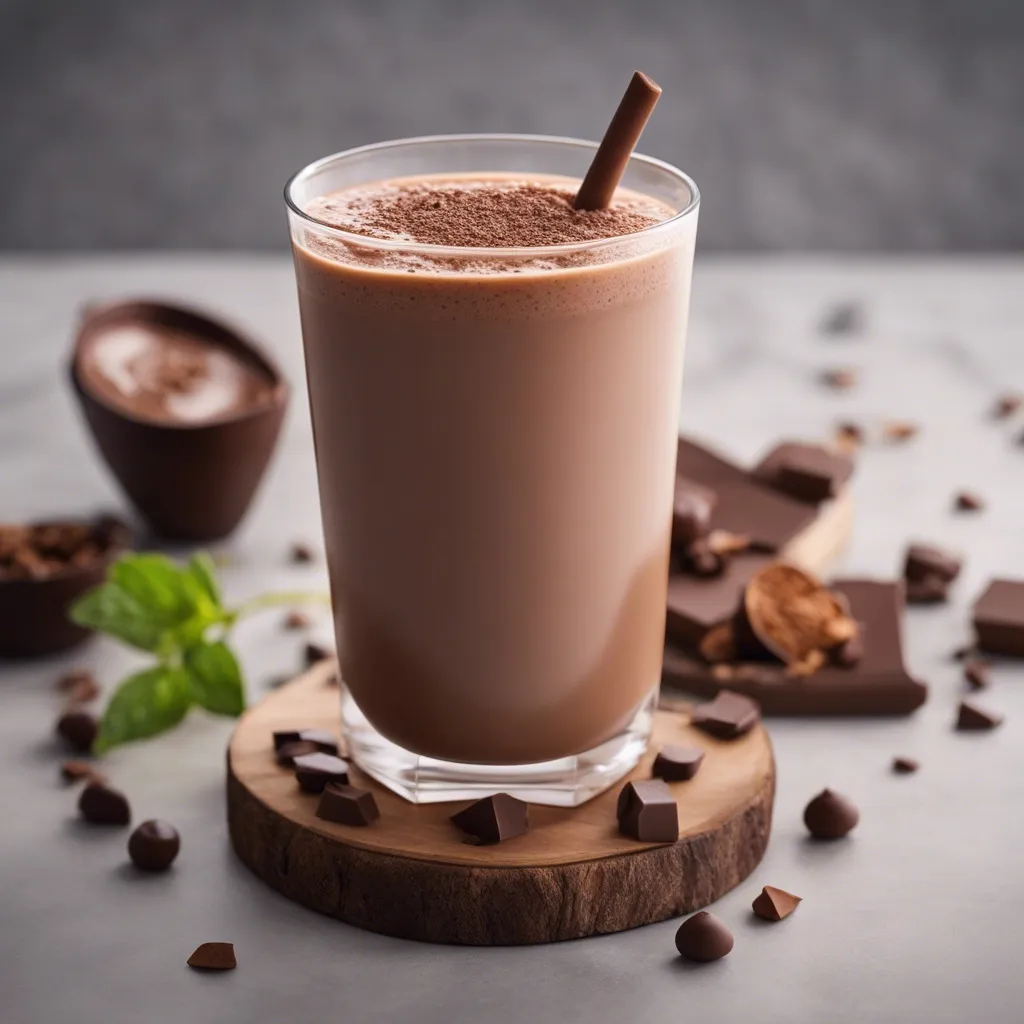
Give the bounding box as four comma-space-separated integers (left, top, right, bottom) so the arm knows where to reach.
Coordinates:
286, 136, 698, 804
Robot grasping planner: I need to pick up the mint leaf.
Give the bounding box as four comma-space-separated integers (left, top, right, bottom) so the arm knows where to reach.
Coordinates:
187, 552, 221, 606
110, 554, 203, 627
185, 641, 245, 716
69, 583, 168, 652
94, 666, 193, 753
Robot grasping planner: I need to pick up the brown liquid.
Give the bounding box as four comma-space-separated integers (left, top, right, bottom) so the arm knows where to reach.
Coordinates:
293, 174, 694, 764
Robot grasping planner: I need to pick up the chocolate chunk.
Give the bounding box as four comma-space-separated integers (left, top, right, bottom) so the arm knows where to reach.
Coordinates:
275, 739, 321, 766
904, 543, 962, 584
674, 911, 734, 962
316, 782, 380, 826
735, 564, 857, 671
956, 700, 1003, 731
905, 575, 949, 605
651, 745, 704, 782
187, 942, 236, 971
754, 443, 854, 505
290, 542, 315, 564
993, 394, 1022, 419
56, 710, 98, 753
665, 580, 927, 716
751, 885, 802, 922
78, 782, 131, 826
820, 302, 862, 335
61, 759, 104, 785
954, 490, 985, 512
820, 367, 858, 390
892, 756, 919, 774
973, 579, 1024, 655
128, 820, 181, 871
293, 752, 350, 793
451, 793, 529, 843
283, 610, 310, 631
964, 660, 990, 689
304, 641, 334, 666
803, 789, 859, 839
676, 439, 818, 552
882, 420, 919, 443
616, 779, 679, 842
673, 478, 716, 544
690, 691, 760, 739
273, 727, 338, 755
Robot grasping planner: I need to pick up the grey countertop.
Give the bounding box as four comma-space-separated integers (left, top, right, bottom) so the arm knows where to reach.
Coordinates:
2, 255, 1024, 1023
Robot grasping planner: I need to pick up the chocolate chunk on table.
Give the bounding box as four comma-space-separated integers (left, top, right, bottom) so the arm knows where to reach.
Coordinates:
973, 579, 1024, 656
78, 782, 131, 826
128, 820, 181, 871
676, 438, 819, 551
293, 752, 350, 793
616, 779, 679, 842
804, 789, 859, 839
674, 911, 734, 961
690, 691, 760, 739
316, 783, 380, 827
752, 885, 802, 921
56, 710, 98, 753
904, 543, 962, 584
956, 700, 1003, 731
663, 579, 928, 716
752, 442, 854, 504
651, 744, 704, 782
892, 757, 919, 774
187, 942, 236, 971
450, 793, 528, 843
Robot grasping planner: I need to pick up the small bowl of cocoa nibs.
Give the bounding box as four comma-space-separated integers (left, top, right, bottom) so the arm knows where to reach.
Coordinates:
0, 516, 132, 657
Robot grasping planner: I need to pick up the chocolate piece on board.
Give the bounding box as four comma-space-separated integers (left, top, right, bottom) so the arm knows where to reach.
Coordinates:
616, 780, 679, 842
973, 579, 1024, 656
293, 752, 350, 794
316, 783, 381, 827
450, 793, 528, 843
663, 580, 928, 716
690, 691, 760, 739
273, 728, 338, 755
753, 442, 854, 504
651, 745, 704, 782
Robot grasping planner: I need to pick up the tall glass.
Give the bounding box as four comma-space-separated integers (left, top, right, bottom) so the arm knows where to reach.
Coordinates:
286, 136, 698, 805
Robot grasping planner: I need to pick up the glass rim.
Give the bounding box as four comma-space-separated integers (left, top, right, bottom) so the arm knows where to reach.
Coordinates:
283, 133, 699, 259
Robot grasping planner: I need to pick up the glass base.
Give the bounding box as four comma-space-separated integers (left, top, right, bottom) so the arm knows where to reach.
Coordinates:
340, 686, 657, 807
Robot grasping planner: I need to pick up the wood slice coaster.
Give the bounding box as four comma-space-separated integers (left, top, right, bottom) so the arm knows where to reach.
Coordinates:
227, 663, 775, 946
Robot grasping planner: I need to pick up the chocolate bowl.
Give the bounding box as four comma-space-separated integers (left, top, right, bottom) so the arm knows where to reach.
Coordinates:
0, 516, 132, 657
69, 300, 289, 541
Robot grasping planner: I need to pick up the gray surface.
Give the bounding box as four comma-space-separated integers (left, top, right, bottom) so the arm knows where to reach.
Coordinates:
3, 255, 1024, 1023
2, 0, 1023, 252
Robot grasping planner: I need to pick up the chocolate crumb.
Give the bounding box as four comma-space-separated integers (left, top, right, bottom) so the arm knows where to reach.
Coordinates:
820, 367, 858, 390
304, 642, 334, 666
283, 610, 311, 631
834, 421, 864, 452
892, 756, 919, 774
882, 420, 919, 443
993, 394, 1022, 419
290, 542, 315, 564
61, 759, 104, 785
820, 302, 863, 336
964, 660, 990, 690
954, 491, 985, 512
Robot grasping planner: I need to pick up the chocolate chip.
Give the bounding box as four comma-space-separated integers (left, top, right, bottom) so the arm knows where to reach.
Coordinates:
316, 783, 380, 826
820, 367, 858, 390
61, 759, 104, 785
904, 543, 962, 584
956, 700, 1003, 731
304, 642, 334, 666
187, 942, 236, 971
293, 752, 349, 793
272, 727, 338, 755
450, 793, 529, 843
275, 739, 321, 766
672, 480, 715, 544
651, 745, 704, 782
128, 820, 181, 871
616, 779, 679, 842
283, 610, 310, 631
803, 789, 859, 839
78, 782, 131, 826
892, 757, 919, 774
56, 710, 98, 753
674, 911, 734, 962
993, 394, 1022, 419
905, 575, 949, 605
690, 691, 760, 740
290, 542, 315, 564
954, 491, 985, 512
751, 885, 802, 922
820, 302, 863, 336
881, 420, 919, 443
964, 660, 990, 690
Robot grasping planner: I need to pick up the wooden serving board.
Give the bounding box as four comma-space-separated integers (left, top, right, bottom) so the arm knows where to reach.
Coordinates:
227, 664, 775, 945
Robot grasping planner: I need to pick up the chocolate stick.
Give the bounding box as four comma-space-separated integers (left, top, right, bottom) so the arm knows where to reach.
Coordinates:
573, 71, 663, 211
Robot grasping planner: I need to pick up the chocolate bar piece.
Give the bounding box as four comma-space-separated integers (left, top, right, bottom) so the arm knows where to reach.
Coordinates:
972, 579, 1024, 656
616, 780, 679, 842
753, 442, 854, 504
293, 752, 350, 793
450, 793, 528, 843
663, 580, 927, 715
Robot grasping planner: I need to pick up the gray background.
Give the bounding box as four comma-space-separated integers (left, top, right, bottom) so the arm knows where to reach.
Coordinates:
1, 0, 1022, 252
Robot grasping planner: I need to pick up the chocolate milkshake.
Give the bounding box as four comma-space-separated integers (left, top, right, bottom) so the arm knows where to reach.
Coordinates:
287, 136, 698, 792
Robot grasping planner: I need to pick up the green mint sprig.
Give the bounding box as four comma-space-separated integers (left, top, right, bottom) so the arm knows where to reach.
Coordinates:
70, 551, 328, 754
